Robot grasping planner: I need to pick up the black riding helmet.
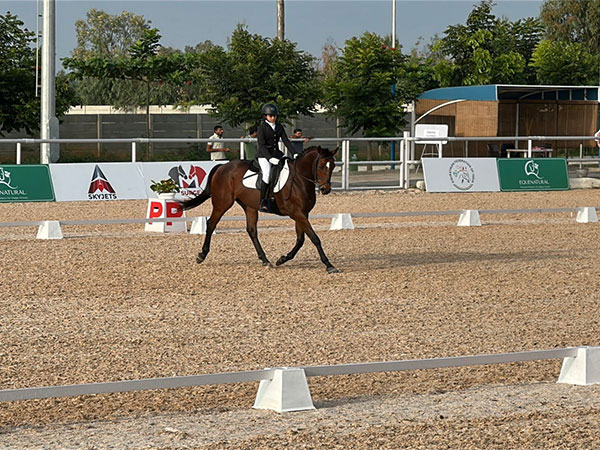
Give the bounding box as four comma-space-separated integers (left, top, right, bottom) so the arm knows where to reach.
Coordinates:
261, 103, 279, 117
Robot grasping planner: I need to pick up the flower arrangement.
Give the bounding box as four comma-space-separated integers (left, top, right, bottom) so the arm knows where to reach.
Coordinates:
150, 178, 180, 194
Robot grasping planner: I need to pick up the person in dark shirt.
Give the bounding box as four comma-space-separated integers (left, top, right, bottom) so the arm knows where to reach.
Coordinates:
256, 103, 298, 212
290, 128, 312, 155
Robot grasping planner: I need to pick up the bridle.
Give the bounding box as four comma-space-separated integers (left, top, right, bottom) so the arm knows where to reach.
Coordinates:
283, 151, 332, 201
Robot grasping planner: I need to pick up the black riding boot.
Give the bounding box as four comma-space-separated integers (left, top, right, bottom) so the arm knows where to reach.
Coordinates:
259, 181, 270, 212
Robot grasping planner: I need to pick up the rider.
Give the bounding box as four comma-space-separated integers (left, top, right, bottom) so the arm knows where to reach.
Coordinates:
256, 103, 299, 212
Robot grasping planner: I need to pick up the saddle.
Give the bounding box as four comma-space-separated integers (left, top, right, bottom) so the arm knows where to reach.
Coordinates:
242, 158, 291, 193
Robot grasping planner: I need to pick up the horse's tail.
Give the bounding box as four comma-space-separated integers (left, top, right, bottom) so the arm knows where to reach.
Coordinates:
181, 164, 222, 211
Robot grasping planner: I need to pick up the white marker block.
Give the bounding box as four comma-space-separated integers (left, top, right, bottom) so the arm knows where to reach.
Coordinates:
576, 207, 598, 223
457, 210, 481, 227
189, 217, 208, 235
253, 368, 315, 413
558, 346, 600, 386
36, 221, 63, 240
330, 213, 354, 230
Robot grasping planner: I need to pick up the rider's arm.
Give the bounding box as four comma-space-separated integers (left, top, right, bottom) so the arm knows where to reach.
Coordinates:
279, 126, 297, 157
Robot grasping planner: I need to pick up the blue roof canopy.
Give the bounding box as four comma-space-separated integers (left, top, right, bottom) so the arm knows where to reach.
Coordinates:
419, 85, 599, 102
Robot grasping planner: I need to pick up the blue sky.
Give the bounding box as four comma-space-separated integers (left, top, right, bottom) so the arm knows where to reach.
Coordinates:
2, 0, 544, 66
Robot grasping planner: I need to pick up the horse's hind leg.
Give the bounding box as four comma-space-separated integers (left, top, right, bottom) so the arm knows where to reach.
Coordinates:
196, 204, 230, 264
276, 222, 305, 266
243, 207, 271, 266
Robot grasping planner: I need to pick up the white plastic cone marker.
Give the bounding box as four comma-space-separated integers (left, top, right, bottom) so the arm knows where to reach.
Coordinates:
576, 207, 598, 223
253, 368, 315, 413
36, 221, 63, 240
457, 210, 481, 227
558, 346, 600, 386
330, 213, 354, 231
189, 217, 208, 235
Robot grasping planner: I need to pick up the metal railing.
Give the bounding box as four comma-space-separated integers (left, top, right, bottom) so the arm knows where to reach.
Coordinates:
2, 134, 600, 190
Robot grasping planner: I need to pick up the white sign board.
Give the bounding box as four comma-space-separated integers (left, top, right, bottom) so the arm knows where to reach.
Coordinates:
415, 124, 448, 144
423, 158, 500, 192
50, 163, 147, 201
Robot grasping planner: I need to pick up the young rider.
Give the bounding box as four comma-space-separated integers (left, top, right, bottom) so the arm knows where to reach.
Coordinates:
256, 103, 299, 212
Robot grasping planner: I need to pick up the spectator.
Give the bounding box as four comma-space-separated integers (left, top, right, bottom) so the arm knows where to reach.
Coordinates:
241, 125, 258, 160
290, 128, 312, 155
207, 125, 232, 161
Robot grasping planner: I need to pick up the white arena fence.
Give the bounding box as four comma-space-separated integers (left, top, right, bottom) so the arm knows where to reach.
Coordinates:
0, 346, 599, 413
2, 134, 600, 190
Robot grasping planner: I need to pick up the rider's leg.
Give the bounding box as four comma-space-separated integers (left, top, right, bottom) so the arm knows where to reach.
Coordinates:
257, 158, 271, 211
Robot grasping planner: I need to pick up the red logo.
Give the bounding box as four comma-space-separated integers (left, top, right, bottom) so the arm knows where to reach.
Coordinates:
88, 166, 117, 200
168, 165, 207, 195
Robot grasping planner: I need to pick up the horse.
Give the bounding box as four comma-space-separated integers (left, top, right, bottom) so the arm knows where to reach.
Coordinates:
181, 146, 340, 273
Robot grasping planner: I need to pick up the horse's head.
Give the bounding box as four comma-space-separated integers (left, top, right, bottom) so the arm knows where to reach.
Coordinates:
314, 146, 338, 195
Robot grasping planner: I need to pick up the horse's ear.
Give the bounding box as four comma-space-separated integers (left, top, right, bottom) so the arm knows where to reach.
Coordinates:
331, 147, 339, 157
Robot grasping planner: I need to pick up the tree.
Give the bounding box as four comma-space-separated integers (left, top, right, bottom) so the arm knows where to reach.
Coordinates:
540, 0, 600, 81
64, 28, 194, 158
530, 39, 598, 85
431, 0, 543, 86
322, 32, 426, 163
0, 12, 73, 137
194, 25, 321, 130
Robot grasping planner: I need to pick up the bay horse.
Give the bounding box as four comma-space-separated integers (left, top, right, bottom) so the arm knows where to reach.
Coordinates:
181, 146, 340, 273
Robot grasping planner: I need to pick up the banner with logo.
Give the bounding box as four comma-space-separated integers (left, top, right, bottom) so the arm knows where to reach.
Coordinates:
50, 163, 147, 201
422, 158, 500, 192
0, 165, 55, 202
141, 161, 221, 198
497, 158, 569, 191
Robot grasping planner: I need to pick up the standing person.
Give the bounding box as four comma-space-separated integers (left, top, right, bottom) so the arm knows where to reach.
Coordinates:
241, 125, 258, 160
256, 103, 298, 212
290, 128, 312, 155
207, 125, 232, 161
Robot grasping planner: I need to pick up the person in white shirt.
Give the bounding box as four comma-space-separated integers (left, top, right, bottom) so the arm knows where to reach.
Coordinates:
207, 125, 232, 161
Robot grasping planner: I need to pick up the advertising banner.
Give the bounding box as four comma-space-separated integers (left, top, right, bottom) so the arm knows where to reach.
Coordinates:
423, 158, 500, 192
50, 163, 147, 201
0, 165, 55, 202
141, 161, 221, 199
497, 158, 569, 191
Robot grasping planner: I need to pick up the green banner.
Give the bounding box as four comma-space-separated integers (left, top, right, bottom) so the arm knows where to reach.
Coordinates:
497, 158, 569, 191
0, 165, 55, 202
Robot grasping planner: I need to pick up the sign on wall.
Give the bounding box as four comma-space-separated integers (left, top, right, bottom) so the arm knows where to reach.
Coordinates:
141, 161, 221, 198
0, 165, 55, 202
497, 158, 569, 191
50, 163, 147, 201
423, 158, 500, 192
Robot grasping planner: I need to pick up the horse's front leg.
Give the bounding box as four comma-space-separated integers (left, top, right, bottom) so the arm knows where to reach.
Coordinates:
276, 222, 305, 266
293, 214, 339, 273
244, 207, 271, 267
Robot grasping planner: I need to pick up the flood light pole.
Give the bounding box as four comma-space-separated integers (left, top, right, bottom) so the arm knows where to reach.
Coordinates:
40, 0, 58, 163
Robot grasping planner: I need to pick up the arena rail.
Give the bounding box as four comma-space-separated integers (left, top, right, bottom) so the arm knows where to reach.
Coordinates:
0, 206, 598, 238
1, 346, 599, 413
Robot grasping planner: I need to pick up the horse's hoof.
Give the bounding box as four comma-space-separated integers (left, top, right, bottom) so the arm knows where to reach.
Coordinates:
326, 266, 340, 274
275, 256, 286, 266
196, 254, 206, 264
262, 260, 273, 268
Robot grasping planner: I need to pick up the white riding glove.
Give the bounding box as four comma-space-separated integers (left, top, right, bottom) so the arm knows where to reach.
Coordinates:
269, 157, 280, 165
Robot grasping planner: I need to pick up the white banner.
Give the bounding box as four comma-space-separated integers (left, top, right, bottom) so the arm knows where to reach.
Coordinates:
50, 163, 146, 202
141, 161, 221, 199
423, 158, 500, 192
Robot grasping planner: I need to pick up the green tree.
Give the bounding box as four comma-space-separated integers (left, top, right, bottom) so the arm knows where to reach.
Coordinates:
0, 12, 73, 136
193, 25, 321, 130
432, 0, 543, 86
64, 28, 194, 158
540, 0, 600, 81
530, 39, 598, 85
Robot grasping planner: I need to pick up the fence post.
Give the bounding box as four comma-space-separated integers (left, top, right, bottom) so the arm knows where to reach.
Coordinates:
16, 142, 22, 165
240, 141, 246, 160
342, 139, 350, 190
403, 131, 410, 189
131, 141, 137, 163
399, 138, 405, 189
527, 139, 532, 158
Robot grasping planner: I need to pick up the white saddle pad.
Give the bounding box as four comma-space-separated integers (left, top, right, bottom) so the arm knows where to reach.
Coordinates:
242, 160, 290, 193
